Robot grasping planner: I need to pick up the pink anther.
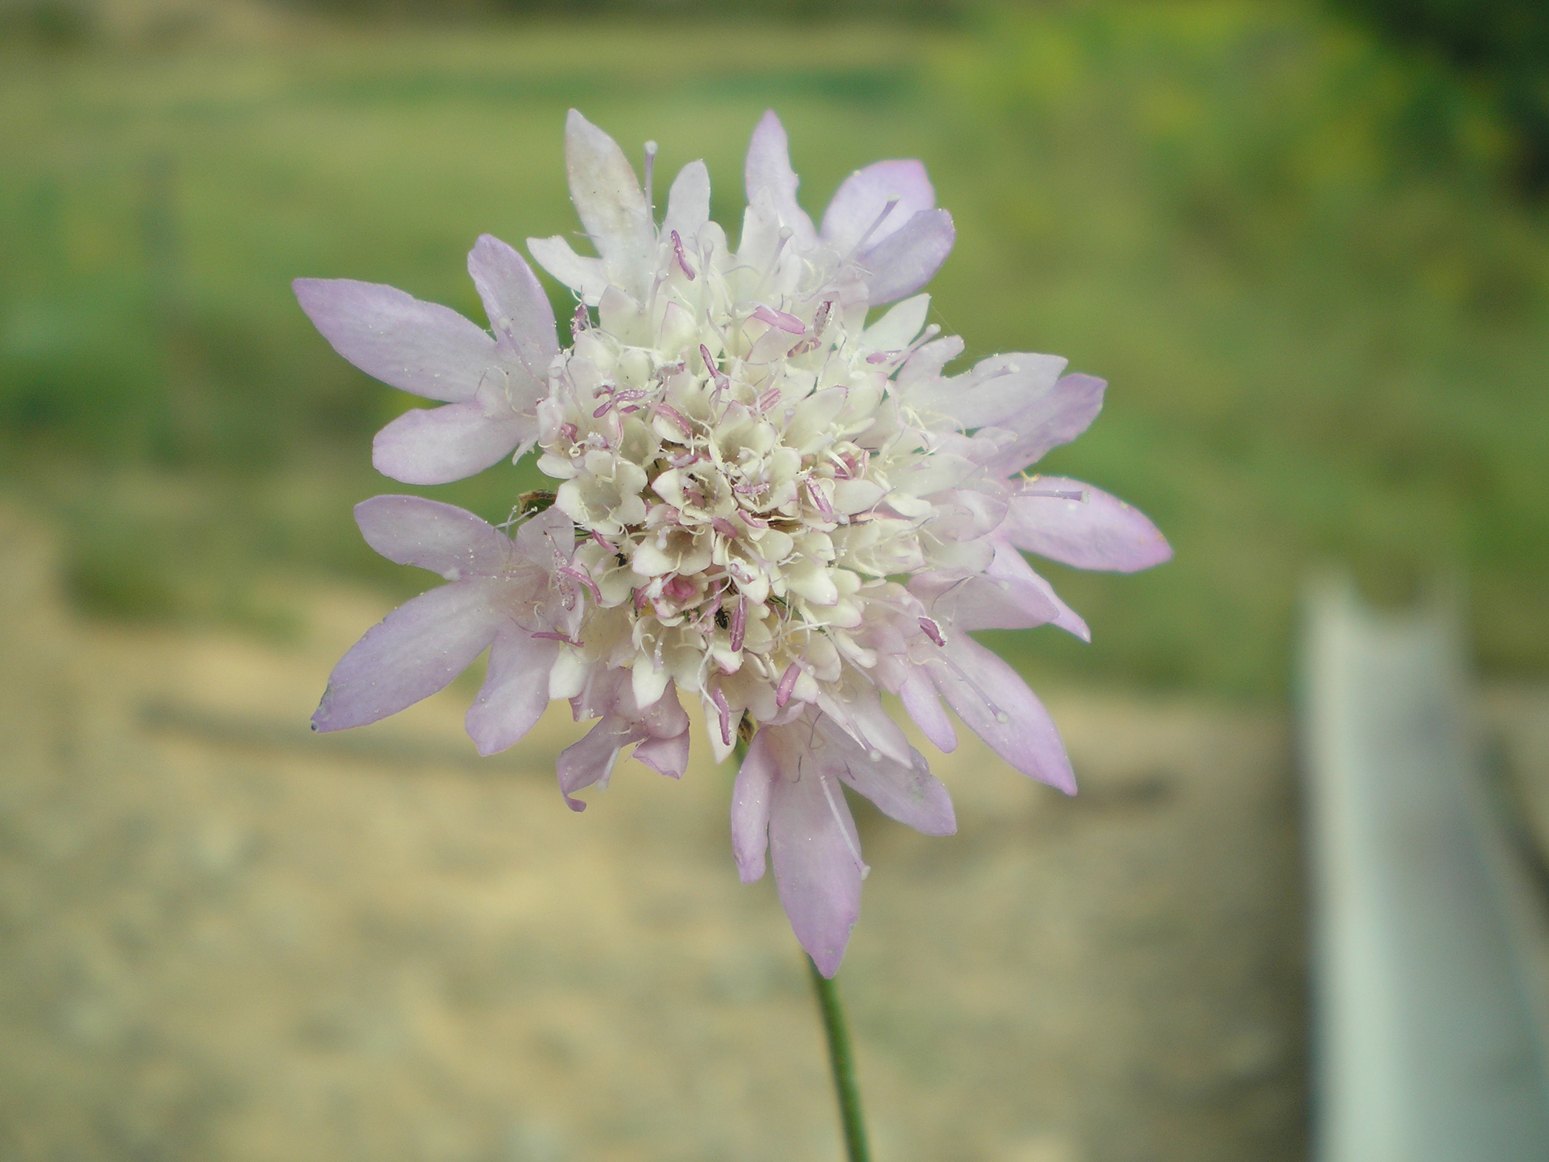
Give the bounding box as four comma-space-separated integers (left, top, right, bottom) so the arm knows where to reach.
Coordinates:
775, 662, 801, 708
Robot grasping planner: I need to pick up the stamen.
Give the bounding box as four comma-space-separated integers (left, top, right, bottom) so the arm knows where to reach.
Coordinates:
775, 662, 801, 708
670, 229, 695, 280
853, 196, 901, 254
653, 402, 695, 436
752, 304, 805, 334
805, 477, 835, 520
1022, 484, 1086, 502
786, 299, 833, 358
559, 564, 603, 604
699, 344, 730, 394
531, 630, 583, 647
711, 686, 734, 747
570, 301, 590, 338
918, 616, 945, 647
730, 597, 747, 652
829, 447, 868, 479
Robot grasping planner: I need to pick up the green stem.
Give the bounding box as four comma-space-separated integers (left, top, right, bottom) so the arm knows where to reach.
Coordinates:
807, 954, 872, 1162
733, 734, 870, 1160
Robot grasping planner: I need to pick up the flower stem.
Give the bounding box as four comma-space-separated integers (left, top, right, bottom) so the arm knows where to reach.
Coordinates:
732, 735, 870, 1158
806, 953, 871, 1162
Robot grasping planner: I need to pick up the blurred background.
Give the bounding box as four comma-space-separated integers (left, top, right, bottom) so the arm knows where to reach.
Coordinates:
2, 0, 1546, 1159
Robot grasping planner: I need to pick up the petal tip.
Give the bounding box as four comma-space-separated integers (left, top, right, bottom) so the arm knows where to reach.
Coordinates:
804, 936, 851, 979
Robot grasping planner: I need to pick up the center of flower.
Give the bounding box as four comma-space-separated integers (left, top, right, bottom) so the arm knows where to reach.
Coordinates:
533, 271, 937, 732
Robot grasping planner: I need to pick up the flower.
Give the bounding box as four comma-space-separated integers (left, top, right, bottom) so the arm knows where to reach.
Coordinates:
298, 110, 1170, 976
296, 235, 556, 485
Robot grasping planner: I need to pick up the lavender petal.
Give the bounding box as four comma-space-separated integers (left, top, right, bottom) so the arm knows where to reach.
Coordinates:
821, 158, 935, 252
293, 278, 495, 402
353, 494, 512, 577
927, 633, 1077, 794
468, 234, 558, 388
1006, 477, 1173, 573
372, 402, 525, 486
312, 581, 505, 733
767, 739, 864, 978
466, 626, 561, 755
743, 111, 816, 243
856, 208, 955, 304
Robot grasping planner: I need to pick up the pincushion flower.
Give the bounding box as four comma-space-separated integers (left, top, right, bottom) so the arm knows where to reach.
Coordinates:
298, 110, 1170, 976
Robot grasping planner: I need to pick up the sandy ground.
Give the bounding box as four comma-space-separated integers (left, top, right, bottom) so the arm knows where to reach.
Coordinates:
1, 500, 1315, 1162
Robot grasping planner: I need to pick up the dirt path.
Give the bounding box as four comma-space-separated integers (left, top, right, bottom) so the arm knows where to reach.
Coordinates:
0, 501, 1308, 1161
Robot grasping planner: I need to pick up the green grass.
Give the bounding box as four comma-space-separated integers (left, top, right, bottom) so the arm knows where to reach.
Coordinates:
2, 3, 1546, 698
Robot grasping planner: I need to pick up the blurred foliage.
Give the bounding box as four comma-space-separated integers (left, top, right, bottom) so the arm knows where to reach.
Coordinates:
1326, 0, 1549, 194
0, 0, 98, 46
272, 0, 969, 20
931, 1, 1549, 694
1, 1, 1546, 698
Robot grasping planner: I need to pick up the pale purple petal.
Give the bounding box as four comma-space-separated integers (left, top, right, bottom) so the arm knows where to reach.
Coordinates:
556, 717, 629, 811
565, 663, 634, 723
662, 160, 711, 242
468, 234, 558, 388
823, 722, 956, 837
924, 485, 1008, 545
911, 352, 1068, 431
353, 495, 512, 577
910, 542, 1060, 632
984, 374, 1106, 475
634, 730, 690, 779
1005, 477, 1173, 573
926, 634, 1076, 793
899, 669, 957, 752
897, 334, 964, 388
511, 504, 577, 567
466, 626, 561, 755
771, 767, 864, 977
730, 735, 776, 882
556, 675, 689, 806
744, 111, 816, 243
860, 294, 931, 353
372, 401, 524, 486
637, 683, 691, 744
293, 278, 495, 402
821, 159, 935, 252
564, 109, 653, 286
312, 580, 505, 733
986, 542, 1089, 638
526, 235, 609, 302
814, 682, 913, 765
1001, 550, 1092, 642
856, 208, 955, 304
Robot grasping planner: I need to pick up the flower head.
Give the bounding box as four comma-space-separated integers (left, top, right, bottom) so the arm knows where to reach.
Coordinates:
298, 110, 1169, 976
